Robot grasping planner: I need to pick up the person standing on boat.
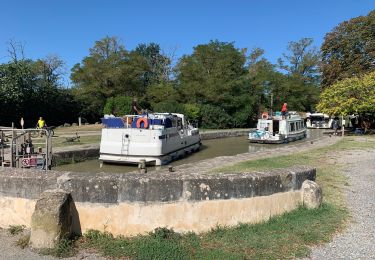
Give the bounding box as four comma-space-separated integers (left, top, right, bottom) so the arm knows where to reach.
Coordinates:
131, 98, 140, 115
281, 103, 288, 118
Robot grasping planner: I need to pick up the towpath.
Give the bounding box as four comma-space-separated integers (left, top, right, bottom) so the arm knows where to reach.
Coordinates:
306, 144, 375, 259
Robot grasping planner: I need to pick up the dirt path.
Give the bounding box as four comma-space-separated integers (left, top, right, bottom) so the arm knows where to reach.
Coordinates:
0, 229, 104, 259
308, 148, 375, 259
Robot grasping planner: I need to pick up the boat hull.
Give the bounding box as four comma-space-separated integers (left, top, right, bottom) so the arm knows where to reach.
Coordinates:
248, 131, 306, 144
99, 128, 201, 166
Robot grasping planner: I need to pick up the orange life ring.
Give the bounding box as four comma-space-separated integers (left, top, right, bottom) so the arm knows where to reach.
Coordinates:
136, 117, 149, 129
262, 112, 269, 119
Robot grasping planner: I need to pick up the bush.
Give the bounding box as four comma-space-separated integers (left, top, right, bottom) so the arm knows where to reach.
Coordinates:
8, 225, 25, 235
200, 104, 231, 129
184, 103, 200, 121
152, 100, 186, 114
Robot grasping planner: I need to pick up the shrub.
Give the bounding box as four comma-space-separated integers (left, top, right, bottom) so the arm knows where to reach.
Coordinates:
152, 100, 186, 114
200, 104, 231, 129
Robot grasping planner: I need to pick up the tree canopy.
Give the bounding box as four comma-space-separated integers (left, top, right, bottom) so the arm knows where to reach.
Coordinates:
70, 36, 149, 121
1, 36, 323, 129
321, 10, 375, 87
317, 71, 375, 116
0, 50, 78, 127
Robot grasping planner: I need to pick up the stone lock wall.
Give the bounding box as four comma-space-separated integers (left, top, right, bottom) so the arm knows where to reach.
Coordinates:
0, 166, 315, 236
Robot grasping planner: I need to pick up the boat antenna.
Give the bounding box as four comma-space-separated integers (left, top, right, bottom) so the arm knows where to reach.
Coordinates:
270, 93, 273, 118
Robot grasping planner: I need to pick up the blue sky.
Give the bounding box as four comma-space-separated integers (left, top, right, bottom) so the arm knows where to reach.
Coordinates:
1, 0, 374, 85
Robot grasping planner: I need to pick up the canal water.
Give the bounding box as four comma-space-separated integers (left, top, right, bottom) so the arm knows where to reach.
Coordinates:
55, 129, 325, 173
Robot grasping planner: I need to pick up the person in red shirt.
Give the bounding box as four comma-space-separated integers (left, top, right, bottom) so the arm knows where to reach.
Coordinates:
281, 103, 288, 118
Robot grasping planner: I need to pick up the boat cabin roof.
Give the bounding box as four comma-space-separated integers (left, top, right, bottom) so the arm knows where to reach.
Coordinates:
101, 113, 185, 129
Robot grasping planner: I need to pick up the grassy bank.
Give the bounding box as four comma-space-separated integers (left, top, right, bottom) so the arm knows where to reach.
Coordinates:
52, 135, 101, 148
216, 136, 374, 206
45, 136, 374, 259
72, 204, 345, 260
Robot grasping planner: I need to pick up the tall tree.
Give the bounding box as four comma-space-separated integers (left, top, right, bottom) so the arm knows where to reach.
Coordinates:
177, 40, 246, 106
246, 48, 279, 118
0, 44, 78, 127
278, 38, 320, 83
176, 40, 248, 127
317, 71, 375, 131
134, 43, 171, 86
277, 38, 321, 111
321, 10, 375, 87
71, 36, 148, 121
317, 71, 375, 116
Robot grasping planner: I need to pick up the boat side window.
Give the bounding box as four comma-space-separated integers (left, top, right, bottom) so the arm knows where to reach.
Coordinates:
290, 122, 295, 132
177, 118, 182, 130
164, 118, 173, 128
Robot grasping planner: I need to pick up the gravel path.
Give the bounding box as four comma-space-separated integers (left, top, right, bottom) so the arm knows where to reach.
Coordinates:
0, 229, 55, 260
308, 148, 375, 259
0, 228, 105, 259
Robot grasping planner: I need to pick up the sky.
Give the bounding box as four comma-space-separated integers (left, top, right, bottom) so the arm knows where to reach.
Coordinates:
1, 0, 374, 86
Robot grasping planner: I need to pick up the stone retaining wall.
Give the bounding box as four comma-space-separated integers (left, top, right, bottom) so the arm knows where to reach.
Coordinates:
0, 166, 315, 236
200, 129, 250, 140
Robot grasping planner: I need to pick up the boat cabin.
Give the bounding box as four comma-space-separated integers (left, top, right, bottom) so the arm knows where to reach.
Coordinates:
256, 112, 305, 137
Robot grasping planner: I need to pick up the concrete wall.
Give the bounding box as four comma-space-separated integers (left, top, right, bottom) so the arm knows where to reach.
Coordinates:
0, 166, 315, 236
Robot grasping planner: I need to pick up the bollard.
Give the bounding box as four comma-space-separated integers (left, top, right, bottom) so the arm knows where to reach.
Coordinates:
138, 159, 147, 173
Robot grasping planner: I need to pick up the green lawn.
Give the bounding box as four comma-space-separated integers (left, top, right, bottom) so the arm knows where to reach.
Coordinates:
52, 135, 101, 148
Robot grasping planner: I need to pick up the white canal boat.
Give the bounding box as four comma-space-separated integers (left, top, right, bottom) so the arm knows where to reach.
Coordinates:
248, 111, 307, 144
99, 113, 201, 166
306, 112, 333, 129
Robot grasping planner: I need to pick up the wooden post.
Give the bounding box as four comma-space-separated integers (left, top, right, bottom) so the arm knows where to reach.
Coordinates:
270, 93, 273, 118
138, 159, 147, 173
341, 115, 345, 137
78, 117, 82, 127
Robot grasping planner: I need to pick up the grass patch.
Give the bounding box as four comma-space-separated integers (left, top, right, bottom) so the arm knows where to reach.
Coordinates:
39, 238, 76, 258
54, 124, 102, 133
8, 225, 25, 235
52, 135, 101, 148
76, 204, 347, 259
215, 136, 375, 207
16, 234, 30, 249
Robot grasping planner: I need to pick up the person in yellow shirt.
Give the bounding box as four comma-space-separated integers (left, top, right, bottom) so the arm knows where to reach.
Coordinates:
37, 117, 47, 129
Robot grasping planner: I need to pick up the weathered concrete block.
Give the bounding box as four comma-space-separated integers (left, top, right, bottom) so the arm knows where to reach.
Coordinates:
302, 180, 322, 209
29, 189, 74, 249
